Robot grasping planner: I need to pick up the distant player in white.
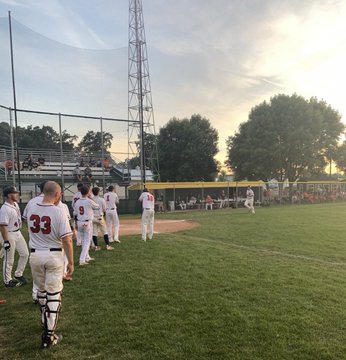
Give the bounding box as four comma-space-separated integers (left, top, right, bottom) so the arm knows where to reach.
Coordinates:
0, 186, 29, 287
244, 186, 255, 214
72, 182, 83, 246
74, 185, 99, 265
27, 181, 73, 348
91, 187, 113, 250
104, 185, 120, 243
138, 187, 155, 241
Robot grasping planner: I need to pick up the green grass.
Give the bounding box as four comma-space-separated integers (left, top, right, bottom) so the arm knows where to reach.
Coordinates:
2, 203, 346, 359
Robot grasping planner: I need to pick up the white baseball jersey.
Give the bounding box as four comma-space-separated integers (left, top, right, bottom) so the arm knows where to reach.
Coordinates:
104, 192, 119, 210
74, 198, 99, 221
60, 202, 71, 221
139, 192, 155, 210
0, 201, 22, 231
23, 194, 44, 220
72, 191, 82, 211
246, 189, 254, 200
92, 196, 106, 218
27, 203, 72, 249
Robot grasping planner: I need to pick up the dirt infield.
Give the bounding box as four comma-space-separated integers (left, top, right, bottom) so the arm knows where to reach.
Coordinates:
120, 219, 199, 235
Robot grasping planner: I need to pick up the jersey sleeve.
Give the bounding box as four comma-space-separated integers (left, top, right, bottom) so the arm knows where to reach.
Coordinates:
57, 208, 73, 238
0, 207, 9, 225
90, 199, 100, 210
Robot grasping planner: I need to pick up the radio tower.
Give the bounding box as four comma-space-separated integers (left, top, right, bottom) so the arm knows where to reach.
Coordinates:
128, 0, 160, 185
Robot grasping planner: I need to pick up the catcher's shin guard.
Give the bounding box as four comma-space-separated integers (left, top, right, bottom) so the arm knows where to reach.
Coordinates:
37, 290, 47, 327
43, 290, 62, 339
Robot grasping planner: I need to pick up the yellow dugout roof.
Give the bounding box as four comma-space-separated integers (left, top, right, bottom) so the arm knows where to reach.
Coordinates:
128, 181, 266, 191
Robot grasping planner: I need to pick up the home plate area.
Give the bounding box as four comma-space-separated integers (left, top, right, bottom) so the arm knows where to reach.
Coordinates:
120, 219, 199, 236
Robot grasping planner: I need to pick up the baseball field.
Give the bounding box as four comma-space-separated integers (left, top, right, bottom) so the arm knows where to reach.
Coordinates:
1, 202, 346, 359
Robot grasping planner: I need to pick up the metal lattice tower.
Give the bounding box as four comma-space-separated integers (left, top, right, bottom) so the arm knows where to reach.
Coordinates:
128, 0, 160, 184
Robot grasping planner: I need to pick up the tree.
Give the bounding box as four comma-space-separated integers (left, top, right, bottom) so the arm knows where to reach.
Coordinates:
158, 114, 219, 181
226, 94, 344, 182
334, 142, 346, 174
78, 131, 113, 154
0, 122, 77, 150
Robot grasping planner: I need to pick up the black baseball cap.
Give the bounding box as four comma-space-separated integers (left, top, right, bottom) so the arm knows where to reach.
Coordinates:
3, 186, 19, 197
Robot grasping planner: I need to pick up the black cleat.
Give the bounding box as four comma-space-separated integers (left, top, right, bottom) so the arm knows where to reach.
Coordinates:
5, 280, 22, 288
41, 334, 63, 349
14, 276, 28, 285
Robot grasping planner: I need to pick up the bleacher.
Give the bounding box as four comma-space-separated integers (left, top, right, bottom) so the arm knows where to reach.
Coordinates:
19, 162, 110, 178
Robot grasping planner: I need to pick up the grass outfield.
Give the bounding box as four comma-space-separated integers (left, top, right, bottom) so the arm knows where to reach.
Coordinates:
1, 203, 346, 359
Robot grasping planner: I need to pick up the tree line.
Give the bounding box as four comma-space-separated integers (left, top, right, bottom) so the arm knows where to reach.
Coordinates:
2, 93, 346, 182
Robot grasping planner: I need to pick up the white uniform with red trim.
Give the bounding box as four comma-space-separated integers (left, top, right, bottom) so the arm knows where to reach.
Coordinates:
74, 197, 99, 264
138, 191, 155, 241
92, 196, 107, 237
0, 201, 29, 285
27, 202, 73, 344
244, 188, 255, 214
72, 191, 82, 246
104, 191, 120, 242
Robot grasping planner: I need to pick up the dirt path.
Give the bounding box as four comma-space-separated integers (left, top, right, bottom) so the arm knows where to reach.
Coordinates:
120, 219, 199, 235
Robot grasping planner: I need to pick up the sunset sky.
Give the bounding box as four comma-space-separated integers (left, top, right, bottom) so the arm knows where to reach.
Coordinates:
0, 0, 345, 164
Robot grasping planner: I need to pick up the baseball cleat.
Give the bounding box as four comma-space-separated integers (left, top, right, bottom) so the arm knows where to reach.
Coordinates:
5, 280, 22, 288
86, 257, 95, 261
79, 262, 89, 266
14, 276, 28, 285
114, 239, 121, 243
41, 333, 63, 349
106, 245, 114, 250
94, 246, 101, 251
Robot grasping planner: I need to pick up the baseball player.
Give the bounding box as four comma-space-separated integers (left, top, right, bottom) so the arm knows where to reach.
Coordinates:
91, 187, 113, 251
72, 182, 83, 246
0, 186, 29, 288
74, 185, 99, 265
104, 185, 120, 243
27, 181, 73, 348
244, 186, 255, 214
138, 187, 155, 241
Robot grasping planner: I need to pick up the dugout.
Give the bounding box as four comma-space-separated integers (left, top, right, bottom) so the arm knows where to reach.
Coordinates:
128, 181, 265, 211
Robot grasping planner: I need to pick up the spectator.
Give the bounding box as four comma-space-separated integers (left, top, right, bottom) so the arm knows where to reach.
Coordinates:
187, 196, 197, 208
96, 159, 102, 168
80, 158, 85, 167
219, 190, 226, 208
4, 159, 13, 175
205, 195, 213, 210
73, 165, 82, 181
37, 155, 45, 165
89, 158, 96, 166
103, 157, 110, 169
84, 165, 93, 181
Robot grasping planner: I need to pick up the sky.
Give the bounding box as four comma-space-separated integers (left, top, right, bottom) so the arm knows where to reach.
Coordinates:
0, 0, 346, 165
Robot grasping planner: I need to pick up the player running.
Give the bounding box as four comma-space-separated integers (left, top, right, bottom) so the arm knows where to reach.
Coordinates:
244, 186, 255, 214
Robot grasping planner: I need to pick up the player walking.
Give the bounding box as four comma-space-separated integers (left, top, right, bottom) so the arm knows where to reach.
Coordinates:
0, 186, 29, 288
104, 185, 120, 243
91, 187, 113, 250
138, 187, 155, 241
27, 181, 73, 348
244, 186, 255, 214
74, 185, 99, 265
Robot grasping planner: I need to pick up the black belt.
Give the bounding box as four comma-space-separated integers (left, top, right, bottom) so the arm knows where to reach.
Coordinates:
144, 208, 152, 210
31, 248, 62, 253
9, 229, 20, 232
78, 219, 90, 222
107, 208, 115, 210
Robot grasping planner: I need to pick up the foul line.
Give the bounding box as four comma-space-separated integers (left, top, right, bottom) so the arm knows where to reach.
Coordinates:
168, 233, 346, 267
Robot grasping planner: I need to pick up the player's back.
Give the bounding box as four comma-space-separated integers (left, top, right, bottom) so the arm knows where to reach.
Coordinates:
104, 192, 118, 210
74, 198, 98, 221
27, 202, 70, 249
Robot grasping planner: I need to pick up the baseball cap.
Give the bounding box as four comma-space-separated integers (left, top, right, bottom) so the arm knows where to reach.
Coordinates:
3, 186, 19, 197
